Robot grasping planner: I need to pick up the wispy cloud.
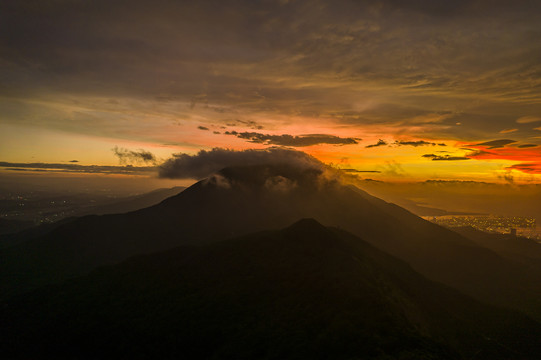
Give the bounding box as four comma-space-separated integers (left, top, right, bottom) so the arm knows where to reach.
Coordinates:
517, 116, 541, 124
112, 146, 157, 165
499, 128, 518, 134
506, 163, 541, 174
474, 139, 516, 149
365, 139, 388, 148
340, 168, 381, 173
379, 160, 406, 177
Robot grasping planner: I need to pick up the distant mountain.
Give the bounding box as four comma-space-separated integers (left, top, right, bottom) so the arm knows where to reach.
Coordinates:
0, 186, 185, 249
2, 219, 540, 359
77, 186, 186, 216
1, 165, 541, 322
389, 199, 482, 217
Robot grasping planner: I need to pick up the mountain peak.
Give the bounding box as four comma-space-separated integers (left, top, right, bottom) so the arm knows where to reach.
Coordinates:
286, 218, 327, 232
214, 163, 325, 188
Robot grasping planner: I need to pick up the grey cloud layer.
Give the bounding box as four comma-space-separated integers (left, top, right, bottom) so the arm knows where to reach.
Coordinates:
1, 0, 541, 144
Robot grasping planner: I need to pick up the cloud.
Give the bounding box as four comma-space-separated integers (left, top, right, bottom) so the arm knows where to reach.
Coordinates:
264, 175, 298, 193
158, 147, 325, 179
224, 131, 359, 147
517, 116, 541, 124
203, 173, 232, 189
422, 154, 470, 161
394, 140, 445, 147
499, 128, 518, 134
379, 160, 406, 177
466, 150, 494, 157
535, 127, 541, 131
112, 146, 157, 165
2, 0, 541, 181
474, 139, 516, 149
198, 126, 209, 131
365, 139, 388, 148
0, 162, 155, 175
69, 160, 79, 163
517, 144, 538, 148
225, 120, 264, 130
498, 170, 514, 184
341, 168, 381, 173
506, 163, 541, 174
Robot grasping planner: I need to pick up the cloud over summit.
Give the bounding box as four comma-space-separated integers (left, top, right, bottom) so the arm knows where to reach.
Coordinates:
158, 148, 325, 179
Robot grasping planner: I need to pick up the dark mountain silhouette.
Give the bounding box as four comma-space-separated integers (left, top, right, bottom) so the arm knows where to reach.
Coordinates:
0, 218, 34, 236
0, 217, 75, 250
1, 164, 541, 321
2, 219, 540, 359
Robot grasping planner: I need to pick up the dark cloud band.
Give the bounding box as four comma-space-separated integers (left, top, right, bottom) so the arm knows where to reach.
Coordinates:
474, 139, 516, 149
224, 131, 359, 147
422, 154, 470, 161
0, 162, 156, 175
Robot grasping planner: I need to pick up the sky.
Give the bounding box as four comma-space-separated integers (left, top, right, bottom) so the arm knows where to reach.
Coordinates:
1, 0, 541, 185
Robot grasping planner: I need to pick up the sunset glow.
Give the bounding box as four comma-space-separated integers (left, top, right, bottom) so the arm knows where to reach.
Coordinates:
1, 1, 540, 184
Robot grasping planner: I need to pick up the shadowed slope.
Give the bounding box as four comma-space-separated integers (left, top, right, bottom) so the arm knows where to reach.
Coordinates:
2, 219, 540, 359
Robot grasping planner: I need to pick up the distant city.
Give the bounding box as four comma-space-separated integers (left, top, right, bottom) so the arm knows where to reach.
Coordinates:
423, 215, 540, 240
0, 191, 114, 223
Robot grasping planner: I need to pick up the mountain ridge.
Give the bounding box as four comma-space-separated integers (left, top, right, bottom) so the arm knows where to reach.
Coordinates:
1, 164, 540, 321
2, 219, 540, 359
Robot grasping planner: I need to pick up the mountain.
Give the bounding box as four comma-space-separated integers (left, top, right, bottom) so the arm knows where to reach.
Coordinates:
1, 164, 541, 321
2, 219, 540, 359
76, 186, 186, 216
0, 187, 185, 249
0, 218, 34, 236
0, 217, 74, 250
